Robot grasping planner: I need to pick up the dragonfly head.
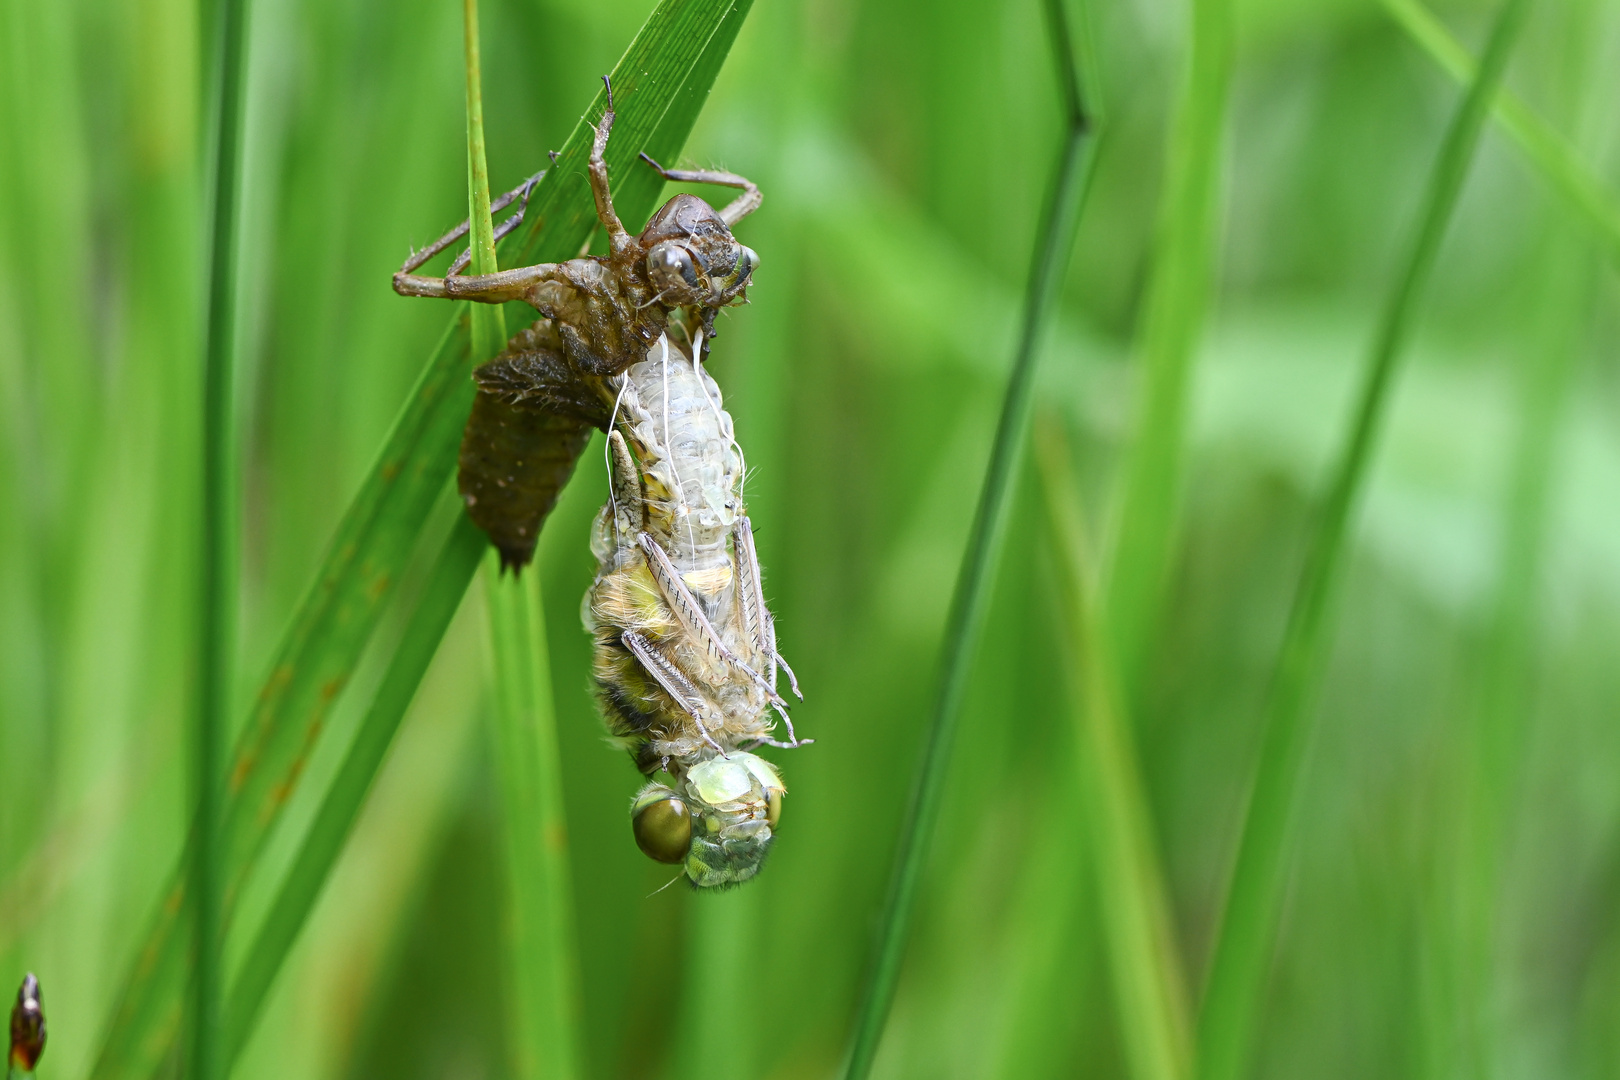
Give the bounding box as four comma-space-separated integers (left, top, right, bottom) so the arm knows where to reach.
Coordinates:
640, 193, 758, 311
630, 751, 785, 889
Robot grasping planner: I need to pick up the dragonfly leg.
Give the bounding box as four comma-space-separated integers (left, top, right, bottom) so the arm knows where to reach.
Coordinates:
745, 734, 814, 751
638, 532, 783, 703
607, 429, 645, 544
769, 700, 812, 749
734, 517, 803, 700
589, 75, 635, 256
397, 169, 544, 277
766, 613, 803, 701
621, 630, 726, 755
731, 516, 772, 674
639, 153, 762, 226
393, 259, 559, 303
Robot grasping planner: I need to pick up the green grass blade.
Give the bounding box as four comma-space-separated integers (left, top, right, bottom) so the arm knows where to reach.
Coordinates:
89, 314, 476, 1080
1440, 229, 1591, 1077
1102, 0, 1233, 696
839, 3, 1099, 1075
1192, 3, 1533, 1078
1382, 0, 1620, 266
506, 0, 758, 273
222, 512, 486, 1067
1035, 415, 1192, 1080
193, 0, 252, 1076
483, 559, 583, 1080
88, 2, 753, 1075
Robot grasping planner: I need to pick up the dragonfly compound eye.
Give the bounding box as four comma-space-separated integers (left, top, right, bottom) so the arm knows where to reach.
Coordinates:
715, 244, 760, 303
632, 788, 692, 864
647, 241, 704, 298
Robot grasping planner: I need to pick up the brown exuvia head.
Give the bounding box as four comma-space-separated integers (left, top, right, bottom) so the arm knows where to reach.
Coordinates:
639, 193, 759, 312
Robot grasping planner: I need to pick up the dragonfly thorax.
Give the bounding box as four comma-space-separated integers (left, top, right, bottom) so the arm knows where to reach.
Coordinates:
613, 336, 742, 571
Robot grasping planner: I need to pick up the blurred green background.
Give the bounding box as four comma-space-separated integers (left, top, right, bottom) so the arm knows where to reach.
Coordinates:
4, 0, 1620, 1077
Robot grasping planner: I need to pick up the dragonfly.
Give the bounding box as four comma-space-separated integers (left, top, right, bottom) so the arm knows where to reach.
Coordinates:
393, 79, 808, 888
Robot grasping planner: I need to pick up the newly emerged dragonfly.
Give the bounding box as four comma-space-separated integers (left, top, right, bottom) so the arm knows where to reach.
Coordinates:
393, 80, 808, 888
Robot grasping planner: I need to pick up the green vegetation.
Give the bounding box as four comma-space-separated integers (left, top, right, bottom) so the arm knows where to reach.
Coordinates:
841, 1, 1099, 1075
3, 0, 1620, 1077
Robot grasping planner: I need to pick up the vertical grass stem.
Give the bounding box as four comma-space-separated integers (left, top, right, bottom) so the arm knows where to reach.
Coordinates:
1102, 0, 1232, 697
840, 2, 1099, 1075
463, 3, 583, 1076
462, 0, 505, 359
483, 562, 585, 1080
1036, 415, 1192, 1080
1193, 3, 1533, 1078
193, 0, 251, 1077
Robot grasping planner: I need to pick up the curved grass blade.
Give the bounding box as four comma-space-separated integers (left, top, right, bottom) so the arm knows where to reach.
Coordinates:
1035, 414, 1191, 1080
1101, 0, 1233, 697
1382, 0, 1620, 266
89, 312, 476, 1080
223, 512, 486, 1067
839, 2, 1099, 1075
88, 3, 755, 1077
193, 0, 252, 1076
1192, 3, 1533, 1078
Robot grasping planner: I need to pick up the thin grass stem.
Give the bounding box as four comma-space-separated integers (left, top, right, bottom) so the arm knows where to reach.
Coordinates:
483, 560, 584, 1080
193, 0, 252, 1076
839, 2, 1099, 1075
1192, 3, 1533, 1078
1382, 0, 1620, 266
1102, 0, 1233, 697
1035, 414, 1192, 1080
461, 4, 584, 1075
462, 0, 506, 358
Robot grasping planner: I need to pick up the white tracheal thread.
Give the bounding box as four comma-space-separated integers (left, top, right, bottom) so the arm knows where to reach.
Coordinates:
690, 327, 747, 501
658, 334, 700, 558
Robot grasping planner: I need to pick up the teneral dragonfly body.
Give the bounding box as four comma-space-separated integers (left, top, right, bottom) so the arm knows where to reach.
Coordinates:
587, 333, 804, 887
390, 79, 808, 889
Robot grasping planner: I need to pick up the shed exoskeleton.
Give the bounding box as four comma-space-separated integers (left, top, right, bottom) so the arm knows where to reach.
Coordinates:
391, 78, 809, 889
393, 77, 761, 571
